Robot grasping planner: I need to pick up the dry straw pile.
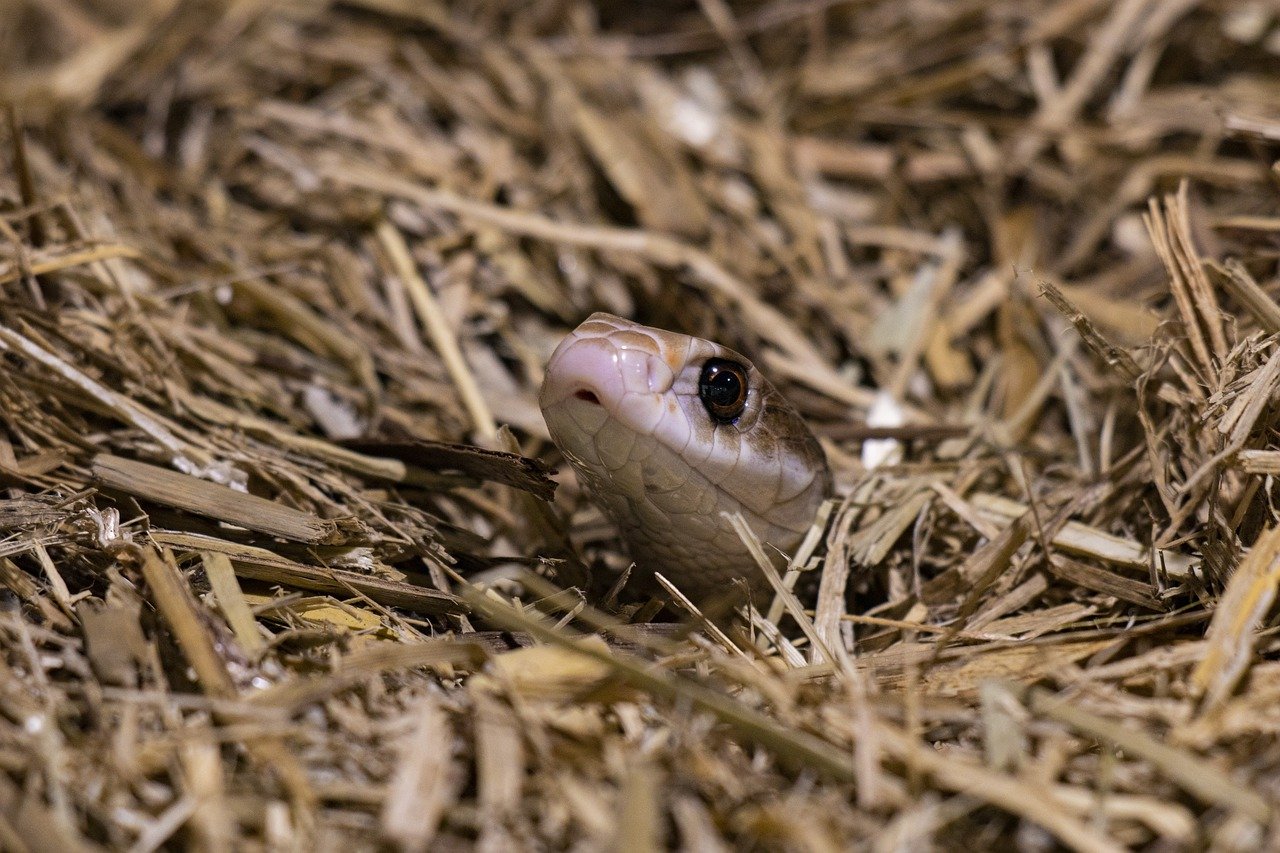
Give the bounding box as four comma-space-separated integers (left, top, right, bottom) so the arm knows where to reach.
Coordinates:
3, 1, 1280, 849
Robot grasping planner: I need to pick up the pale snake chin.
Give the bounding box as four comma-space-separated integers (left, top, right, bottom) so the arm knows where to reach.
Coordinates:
539, 313, 831, 602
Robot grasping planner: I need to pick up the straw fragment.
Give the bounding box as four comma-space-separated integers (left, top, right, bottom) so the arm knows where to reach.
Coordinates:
93, 454, 340, 543
1192, 521, 1280, 710
4, 2, 1280, 848
377, 220, 497, 442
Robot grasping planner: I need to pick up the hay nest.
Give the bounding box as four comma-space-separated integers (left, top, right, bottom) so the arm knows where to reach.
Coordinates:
3, 1, 1280, 849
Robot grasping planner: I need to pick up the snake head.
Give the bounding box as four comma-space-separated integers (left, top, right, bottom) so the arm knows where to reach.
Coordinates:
539, 313, 831, 601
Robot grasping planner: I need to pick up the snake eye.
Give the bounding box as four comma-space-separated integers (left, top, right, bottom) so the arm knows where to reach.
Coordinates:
698, 358, 749, 424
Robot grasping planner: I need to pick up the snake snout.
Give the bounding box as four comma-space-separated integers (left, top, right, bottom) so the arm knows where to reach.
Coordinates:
540, 334, 675, 414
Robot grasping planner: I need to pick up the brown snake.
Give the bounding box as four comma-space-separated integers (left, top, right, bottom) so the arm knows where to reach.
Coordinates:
539, 313, 831, 601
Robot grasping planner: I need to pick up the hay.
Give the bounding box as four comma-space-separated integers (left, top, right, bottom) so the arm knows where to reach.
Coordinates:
3, 0, 1280, 848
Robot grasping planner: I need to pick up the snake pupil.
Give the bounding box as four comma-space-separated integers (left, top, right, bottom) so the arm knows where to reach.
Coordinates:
699, 358, 749, 423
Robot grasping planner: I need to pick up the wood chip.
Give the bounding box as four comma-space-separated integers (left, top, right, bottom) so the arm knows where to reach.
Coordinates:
93, 455, 346, 544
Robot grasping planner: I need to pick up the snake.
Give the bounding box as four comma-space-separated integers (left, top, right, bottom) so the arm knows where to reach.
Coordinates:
539, 313, 831, 602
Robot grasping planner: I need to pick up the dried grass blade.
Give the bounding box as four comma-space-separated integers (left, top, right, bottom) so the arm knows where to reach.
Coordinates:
462, 585, 860, 783
1169, 182, 1228, 360
151, 531, 466, 616
133, 545, 238, 698
1219, 344, 1280, 446
1044, 555, 1163, 611
202, 551, 265, 656
970, 492, 1195, 578
1028, 688, 1271, 824
380, 697, 456, 852
611, 762, 662, 853
0, 244, 142, 284
1144, 196, 1213, 373
1039, 280, 1141, 381
930, 509, 1035, 653
0, 324, 208, 476
250, 640, 487, 715
1191, 521, 1280, 710
376, 220, 497, 442
0, 771, 106, 853
725, 511, 836, 665
1209, 258, 1280, 333
473, 692, 524, 838
875, 724, 1125, 853
93, 455, 336, 544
